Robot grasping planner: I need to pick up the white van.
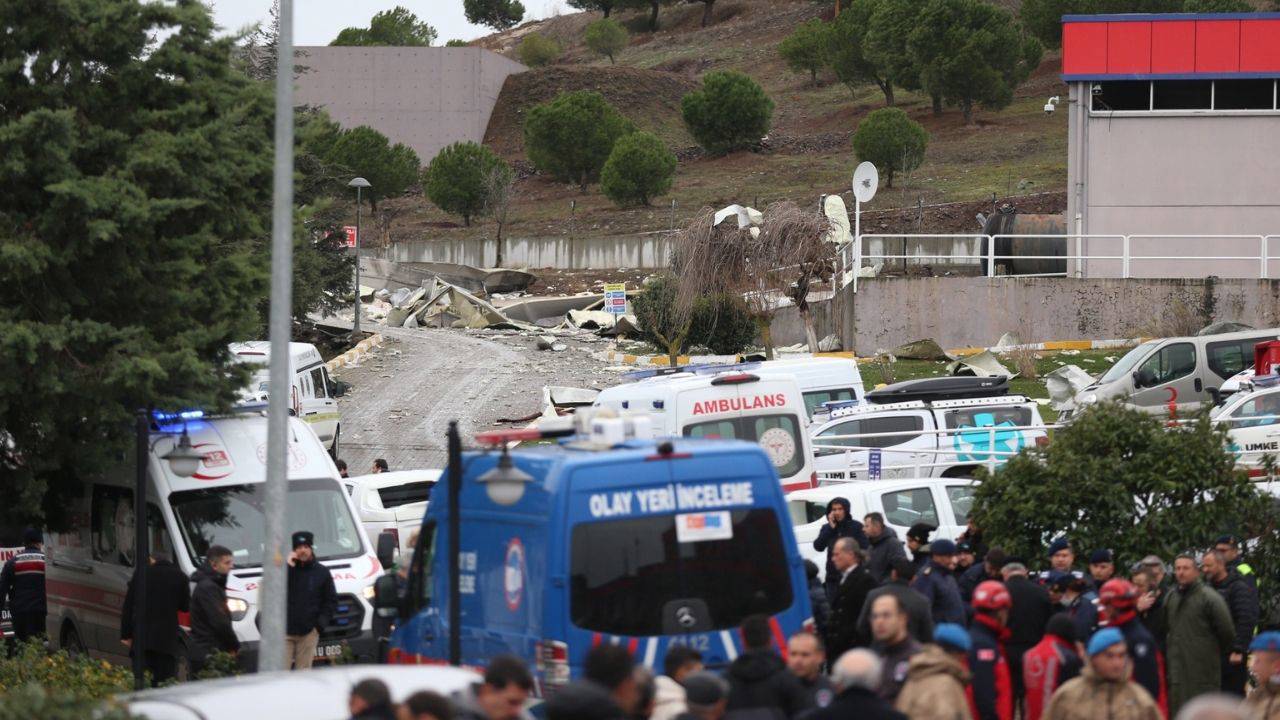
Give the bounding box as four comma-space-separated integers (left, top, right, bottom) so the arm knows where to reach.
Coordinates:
594, 370, 818, 491
231, 342, 343, 456
787, 478, 977, 580
44, 410, 382, 673
624, 358, 865, 421
343, 470, 440, 558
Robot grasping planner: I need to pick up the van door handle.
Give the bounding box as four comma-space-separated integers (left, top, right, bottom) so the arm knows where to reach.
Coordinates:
1194, 379, 1203, 392
52, 558, 94, 574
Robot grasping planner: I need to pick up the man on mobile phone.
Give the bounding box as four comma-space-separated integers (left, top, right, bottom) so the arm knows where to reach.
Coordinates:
813, 498, 868, 604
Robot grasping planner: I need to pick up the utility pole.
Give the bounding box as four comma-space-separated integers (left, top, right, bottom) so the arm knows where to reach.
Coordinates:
259, 0, 295, 674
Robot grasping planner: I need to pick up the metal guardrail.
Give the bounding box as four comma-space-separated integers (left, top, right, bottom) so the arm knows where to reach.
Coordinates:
839, 234, 1280, 289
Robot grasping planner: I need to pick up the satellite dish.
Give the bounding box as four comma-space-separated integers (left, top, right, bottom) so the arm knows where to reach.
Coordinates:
852, 162, 879, 203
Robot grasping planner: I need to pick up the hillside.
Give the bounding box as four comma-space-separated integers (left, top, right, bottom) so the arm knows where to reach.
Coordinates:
378, 0, 1070, 249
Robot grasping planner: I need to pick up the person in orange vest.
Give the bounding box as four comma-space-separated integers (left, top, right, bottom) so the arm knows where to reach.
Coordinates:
1022, 615, 1083, 720
968, 581, 1014, 720
1097, 578, 1166, 715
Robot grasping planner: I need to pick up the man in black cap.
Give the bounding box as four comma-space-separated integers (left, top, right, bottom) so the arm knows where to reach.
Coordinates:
1036, 537, 1089, 589
955, 542, 976, 576
286, 530, 336, 669
909, 539, 964, 625
905, 524, 936, 574
814, 497, 868, 604
0, 528, 46, 649
1088, 549, 1116, 585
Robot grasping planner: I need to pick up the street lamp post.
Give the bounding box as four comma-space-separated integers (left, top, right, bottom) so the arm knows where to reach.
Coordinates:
132, 412, 202, 690
348, 177, 371, 337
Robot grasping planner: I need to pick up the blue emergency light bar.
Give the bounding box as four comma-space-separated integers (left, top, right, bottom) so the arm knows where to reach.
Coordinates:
622, 361, 762, 382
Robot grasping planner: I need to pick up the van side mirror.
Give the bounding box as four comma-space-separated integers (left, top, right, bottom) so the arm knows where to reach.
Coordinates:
1208, 387, 1222, 406
376, 531, 397, 570
1133, 369, 1156, 389
332, 380, 351, 398
373, 574, 399, 614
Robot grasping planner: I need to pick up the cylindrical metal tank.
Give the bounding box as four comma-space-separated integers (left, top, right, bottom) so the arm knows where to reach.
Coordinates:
980, 208, 1067, 276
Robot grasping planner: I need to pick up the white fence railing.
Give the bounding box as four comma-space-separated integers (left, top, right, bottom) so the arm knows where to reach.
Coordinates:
839, 233, 1280, 289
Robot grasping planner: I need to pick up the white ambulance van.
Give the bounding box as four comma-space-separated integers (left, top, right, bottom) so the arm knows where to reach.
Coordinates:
593, 371, 818, 492
230, 342, 343, 456
44, 408, 381, 674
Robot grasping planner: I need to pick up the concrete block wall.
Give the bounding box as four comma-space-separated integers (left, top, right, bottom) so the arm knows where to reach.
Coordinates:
387, 233, 675, 270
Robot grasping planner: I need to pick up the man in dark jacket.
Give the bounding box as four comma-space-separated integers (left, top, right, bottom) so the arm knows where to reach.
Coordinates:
803, 560, 830, 640
868, 594, 922, 703
1096, 578, 1163, 707
547, 645, 631, 720
725, 614, 813, 720
905, 523, 936, 573
1214, 535, 1257, 590
909, 540, 964, 625
0, 528, 47, 646
805, 649, 907, 720
813, 497, 867, 604
286, 530, 337, 670
826, 539, 877, 661
863, 513, 906, 584
857, 559, 934, 645
121, 550, 191, 686
189, 544, 240, 672
1002, 562, 1053, 717
1154, 553, 1235, 717
1203, 548, 1259, 696
960, 548, 1007, 604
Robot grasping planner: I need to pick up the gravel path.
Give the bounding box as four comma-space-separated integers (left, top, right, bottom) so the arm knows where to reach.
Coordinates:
331, 324, 626, 473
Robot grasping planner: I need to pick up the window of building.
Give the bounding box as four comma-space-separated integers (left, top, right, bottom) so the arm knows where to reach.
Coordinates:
1092, 81, 1150, 111
1153, 81, 1212, 110
1214, 80, 1276, 110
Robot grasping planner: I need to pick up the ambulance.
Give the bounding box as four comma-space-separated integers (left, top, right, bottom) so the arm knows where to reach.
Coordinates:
230, 342, 344, 457
43, 408, 382, 674
378, 418, 814, 693
593, 371, 818, 492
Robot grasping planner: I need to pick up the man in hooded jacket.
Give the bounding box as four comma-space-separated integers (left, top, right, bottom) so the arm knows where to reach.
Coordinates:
814, 497, 868, 604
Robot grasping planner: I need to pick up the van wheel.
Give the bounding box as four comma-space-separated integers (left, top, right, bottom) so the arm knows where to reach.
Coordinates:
62, 623, 86, 657
941, 465, 978, 478
329, 426, 340, 460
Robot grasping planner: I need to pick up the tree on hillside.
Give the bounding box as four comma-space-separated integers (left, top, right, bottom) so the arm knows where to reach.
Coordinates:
464, 0, 526, 30
681, 71, 775, 155
585, 18, 629, 63
568, 0, 619, 16
852, 108, 928, 188
524, 91, 635, 191
601, 131, 678, 206
618, 0, 674, 31
779, 19, 833, 85
0, 0, 274, 526
972, 403, 1280, 624
519, 34, 563, 66
293, 109, 357, 321
424, 142, 510, 226
909, 0, 1043, 124
484, 164, 517, 267
689, 0, 718, 27
331, 6, 437, 46
446, 39, 471, 47
1019, 0, 1086, 49
1182, 0, 1252, 10
828, 0, 895, 106
320, 126, 421, 209
866, 0, 936, 112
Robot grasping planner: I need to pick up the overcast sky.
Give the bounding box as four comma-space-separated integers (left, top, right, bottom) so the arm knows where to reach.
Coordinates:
207, 0, 572, 45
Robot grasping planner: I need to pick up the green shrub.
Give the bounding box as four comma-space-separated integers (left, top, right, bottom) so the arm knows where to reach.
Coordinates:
584, 18, 629, 63
445, 39, 470, 47
518, 34, 562, 67
690, 294, 757, 355
524, 90, 634, 190
601, 132, 676, 207
851, 107, 928, 188
681, 71, 774, 155
424, 142, 510, 225
779, 19, 832, 84
193, 651, 243, 681
634, 274, 692, 365
0, 641, 134, 719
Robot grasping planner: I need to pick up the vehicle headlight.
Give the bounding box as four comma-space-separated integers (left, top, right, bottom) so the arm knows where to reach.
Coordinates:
226, 597, 249, 621
1080, 393, 1098, 404
362, 585, 377, 601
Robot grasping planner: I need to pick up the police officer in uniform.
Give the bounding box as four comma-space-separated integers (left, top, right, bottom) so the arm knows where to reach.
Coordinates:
0, 528, 47, 650
910, 539, 965, 625
1037, 538, 1089, 589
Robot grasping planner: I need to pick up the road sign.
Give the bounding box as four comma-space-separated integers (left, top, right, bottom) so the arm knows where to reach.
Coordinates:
342, 226, 357, 248
604, 283, 627, 315
868, 449, 882, 480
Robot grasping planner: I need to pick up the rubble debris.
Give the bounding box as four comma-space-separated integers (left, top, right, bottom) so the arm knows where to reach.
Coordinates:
892, 338, 954, 361
947, 350, 1014, 377
1199, 321, 1254, 336
818, 334, 842, 352
1045, 364, 1095, 411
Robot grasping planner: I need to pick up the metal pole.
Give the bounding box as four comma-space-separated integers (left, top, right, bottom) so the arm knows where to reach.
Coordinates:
354, 187, 362, 337
447, 421, 462, 666
259, 0, 295, 674
132, 410, 149, 690
852, 198, 861, 293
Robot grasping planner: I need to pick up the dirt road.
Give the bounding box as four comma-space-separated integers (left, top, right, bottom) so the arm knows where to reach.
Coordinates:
331, 325, 621, 473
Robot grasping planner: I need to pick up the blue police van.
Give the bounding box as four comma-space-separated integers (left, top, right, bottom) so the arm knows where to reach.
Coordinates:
377, 423, 813, 695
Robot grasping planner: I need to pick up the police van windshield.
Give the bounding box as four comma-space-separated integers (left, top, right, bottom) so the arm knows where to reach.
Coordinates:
569, 508, 794, 636
170, 479, 364, 567
683, 414, 805, 477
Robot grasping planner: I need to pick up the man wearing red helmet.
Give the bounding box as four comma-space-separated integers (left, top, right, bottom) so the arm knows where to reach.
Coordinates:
1097, 578, 1166, 713
969, 580, 1015, 720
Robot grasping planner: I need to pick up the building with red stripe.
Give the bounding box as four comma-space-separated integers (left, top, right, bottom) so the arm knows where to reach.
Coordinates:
1061, 13, 1280, 278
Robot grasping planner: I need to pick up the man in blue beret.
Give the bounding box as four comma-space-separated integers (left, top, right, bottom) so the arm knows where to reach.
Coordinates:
1244, 632, 1280, 720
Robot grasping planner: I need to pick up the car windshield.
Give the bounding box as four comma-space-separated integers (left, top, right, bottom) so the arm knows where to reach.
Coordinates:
170, 479, 364, 567
1099, 342, 1158, 384
570, 508, 794, 636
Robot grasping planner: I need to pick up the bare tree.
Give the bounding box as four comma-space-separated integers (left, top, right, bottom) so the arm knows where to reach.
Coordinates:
374, 204, 405, 250
671, 203, 832, 359
484, 165, 516, 268
243, 0, 309, 83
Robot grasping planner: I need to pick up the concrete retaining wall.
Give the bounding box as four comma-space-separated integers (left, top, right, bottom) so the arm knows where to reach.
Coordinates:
388, 233, 674, 270
841, 277, 1280, 353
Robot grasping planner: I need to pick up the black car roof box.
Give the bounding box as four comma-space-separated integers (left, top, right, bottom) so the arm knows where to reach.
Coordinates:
866, 375, 1010, 404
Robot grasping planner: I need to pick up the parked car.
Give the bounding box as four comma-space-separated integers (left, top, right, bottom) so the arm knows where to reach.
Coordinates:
122, 664, 478, 720
1067, 328, 1280, 418
787, 478, 977, 581
810, 377, 1047, 482
343, 470, 440, 558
